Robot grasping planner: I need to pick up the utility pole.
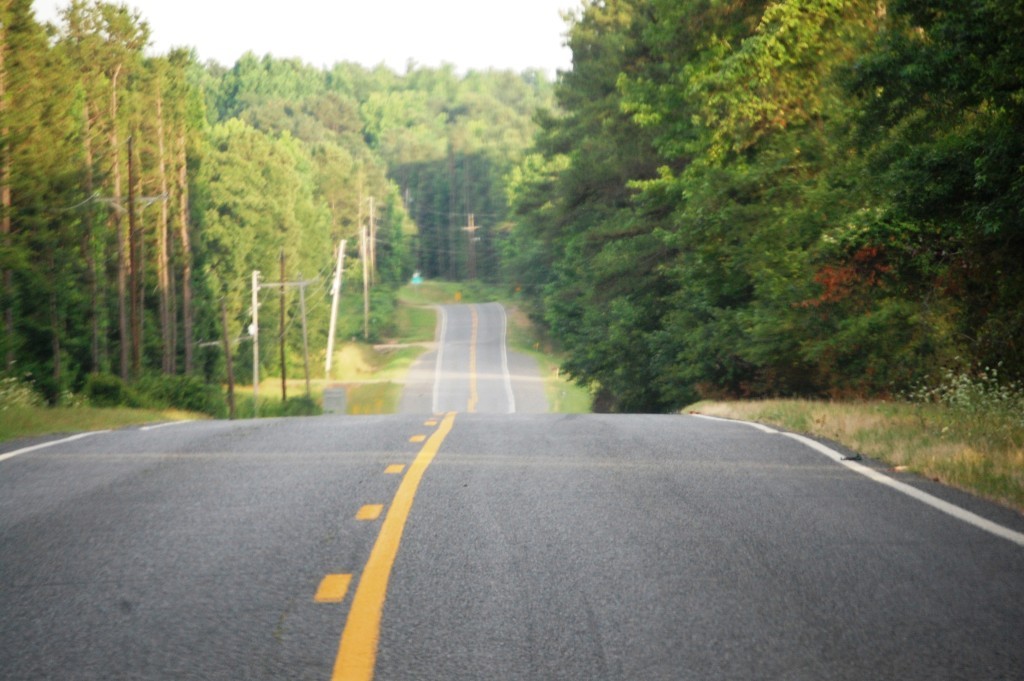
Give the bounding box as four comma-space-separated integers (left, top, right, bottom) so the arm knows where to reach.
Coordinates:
280, 249, 287, 402
371, 196, 380, 285
463, 213, 479, 281
361, 219, 370, 339
325, 239, 347, 376
260, 275, 318, 400
251, 270, 260, 417
299, 276, 311, 398
220, 300, 236, 419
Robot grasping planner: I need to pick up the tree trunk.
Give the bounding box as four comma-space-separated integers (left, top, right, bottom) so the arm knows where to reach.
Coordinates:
110, 63, 129, 380
81, 98, 101, 372
49, 276, 62, 399
155, 87, 173, 373
127, 133, 141, 378
176, 122, 194, 374
0, 23, 13, 371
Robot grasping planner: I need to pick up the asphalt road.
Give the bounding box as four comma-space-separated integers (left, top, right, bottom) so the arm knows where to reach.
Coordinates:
399, 303, 549, 415
2, 304, 1024, 680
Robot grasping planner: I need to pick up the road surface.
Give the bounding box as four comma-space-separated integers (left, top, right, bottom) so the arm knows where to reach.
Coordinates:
399, 302, 549, 415
2, 303, 1023, 680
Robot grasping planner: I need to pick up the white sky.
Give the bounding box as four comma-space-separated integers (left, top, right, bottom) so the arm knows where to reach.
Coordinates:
32, 0, 577, 76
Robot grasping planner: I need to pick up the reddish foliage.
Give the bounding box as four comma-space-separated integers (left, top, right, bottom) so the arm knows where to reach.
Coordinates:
799, 247, 892, 308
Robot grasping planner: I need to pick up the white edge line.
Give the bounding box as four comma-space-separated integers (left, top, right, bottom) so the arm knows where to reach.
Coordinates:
431, 305, 448, 415
691, 413, 778, 434
783, 432, 1024, 548
497, 304, 517, 414
691, 413, 1024, 548
0, 430, 110, 464
140, 420, 194, 432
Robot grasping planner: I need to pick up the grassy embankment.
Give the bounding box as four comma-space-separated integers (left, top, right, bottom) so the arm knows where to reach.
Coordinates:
0, 407, 199, 444
689, 397, 1024, 513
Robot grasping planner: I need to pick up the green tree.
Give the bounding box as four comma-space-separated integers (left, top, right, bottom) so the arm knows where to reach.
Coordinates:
844, 0, 1024, 380
1, 0, 83, 399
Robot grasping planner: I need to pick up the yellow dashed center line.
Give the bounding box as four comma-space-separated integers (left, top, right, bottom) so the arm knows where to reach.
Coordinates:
409, 434, 426, 443
384, 464, 405, 475
314, 574, 353, 603
355, 504, 384, 521
331, 412, 457, 681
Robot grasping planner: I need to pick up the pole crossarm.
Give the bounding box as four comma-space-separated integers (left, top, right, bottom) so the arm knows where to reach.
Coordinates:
93, 193, 168, 214
257, 278, 319, 290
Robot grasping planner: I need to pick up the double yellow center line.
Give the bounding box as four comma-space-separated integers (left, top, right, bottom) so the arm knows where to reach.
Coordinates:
331, 412, 458, 681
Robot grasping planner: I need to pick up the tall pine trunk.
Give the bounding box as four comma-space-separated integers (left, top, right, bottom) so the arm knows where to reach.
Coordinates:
176, 122, 194, 374
155, 87, 173, 373
0, 23, 13, 371
127, 133, 143, 378
109, 63, 129, 380
81, 98, 102, 371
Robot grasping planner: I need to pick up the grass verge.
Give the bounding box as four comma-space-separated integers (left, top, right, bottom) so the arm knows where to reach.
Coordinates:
346, 382, 404, 415
500, 305, 592, 414
0, 406, 201, 443
687, 399, 1024, 513
397, 280, 507, 306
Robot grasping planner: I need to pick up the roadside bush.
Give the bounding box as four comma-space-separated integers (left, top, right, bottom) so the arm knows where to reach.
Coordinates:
279, 396, 321, 417
83, 373, 143, 408
0, 375, 45, 410
82, 372, 226, 417
134, 373, 227, 417
908, 365, 1024, 449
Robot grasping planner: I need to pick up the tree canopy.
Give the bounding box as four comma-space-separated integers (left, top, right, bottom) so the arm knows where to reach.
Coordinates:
506, 0, 1024, 410
5, 0, 1020, 414
2, 0, 551, 405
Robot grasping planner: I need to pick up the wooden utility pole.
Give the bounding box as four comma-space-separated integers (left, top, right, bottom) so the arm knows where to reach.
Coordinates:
280, 249, 287, 402
220, 300, 236, 419
368, 196, 376, 285
362, 219, 370, 339
299, 277, 311, 398
259, 275, 318, 400
463, 213, 479, 280
252, 270, 260, 417
325, 239, 347, 376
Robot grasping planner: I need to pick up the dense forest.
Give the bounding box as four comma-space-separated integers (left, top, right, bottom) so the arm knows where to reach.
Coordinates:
507, 0, 1024, 411
0, 0, 552, 408
2, 0, 1022, 415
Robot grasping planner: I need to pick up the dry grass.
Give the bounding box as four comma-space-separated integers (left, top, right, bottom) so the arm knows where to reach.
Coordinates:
688, 399, 1024, 512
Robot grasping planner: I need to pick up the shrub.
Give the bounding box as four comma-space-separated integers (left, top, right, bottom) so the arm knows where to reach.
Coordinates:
911, 366, 1023, 418
82, 372, 226, 417
84, 373, 143, 408
280, 396, 321, 417
908, 365, 1024, 449
0, 375, 45, 410
134, 373, 227, 417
